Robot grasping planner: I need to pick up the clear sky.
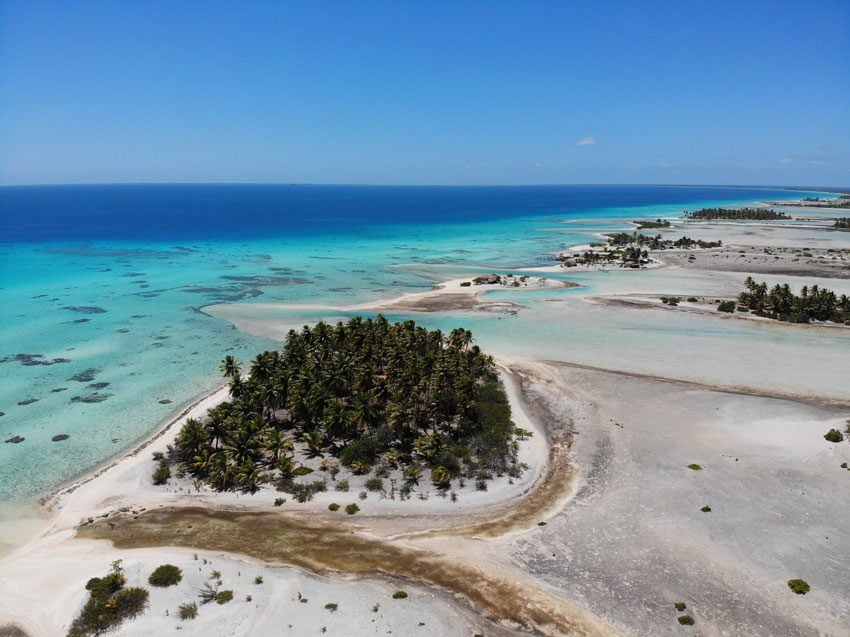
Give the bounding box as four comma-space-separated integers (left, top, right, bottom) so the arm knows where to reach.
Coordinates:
1, 0, 848, 186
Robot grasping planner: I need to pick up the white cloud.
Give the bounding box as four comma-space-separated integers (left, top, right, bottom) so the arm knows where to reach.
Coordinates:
575, 136, 597, 146
659, 162, 672, 168
780, 157, 794, 165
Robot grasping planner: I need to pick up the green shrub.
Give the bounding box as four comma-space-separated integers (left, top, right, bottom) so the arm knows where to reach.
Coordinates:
324, 603, 338, 612
717, 300, 736, 313
700, 505, 711, 512
274, 497, 285, 506
177, 602, 198, 620
677, 615, 694, 625
152, 461, 170, 485
674, 602, 686, 611
460, 281, 471, 287
335, 479, 350, 492
787, 579, 810, 595
68, 564, 149, 637
328, 502, 340, 511
215, 590, 234, 604
687, 464, 703, 471
254, 575, 263, 585
148, 564, 182, 587
824, 429, 844, 443
345, 503, 360, 515
687, 297, 698, 303
392, 591, 408, 599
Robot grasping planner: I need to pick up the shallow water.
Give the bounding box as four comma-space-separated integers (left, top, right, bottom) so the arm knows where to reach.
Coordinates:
0, 185, 831, 505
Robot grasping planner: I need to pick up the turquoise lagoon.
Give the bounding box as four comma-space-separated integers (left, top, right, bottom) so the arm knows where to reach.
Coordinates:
0, 185, 835, 508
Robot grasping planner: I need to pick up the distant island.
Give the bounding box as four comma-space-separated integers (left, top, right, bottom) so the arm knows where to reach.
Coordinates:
684, 207, 791, 221
169, 316, 521, 497
768, 195, 850, 209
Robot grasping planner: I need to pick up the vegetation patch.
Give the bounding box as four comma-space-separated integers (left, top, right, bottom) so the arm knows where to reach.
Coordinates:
824, 429, 844, 443
68, 561, 149, 637
392, 590, 408, 599
345, 503, 360, 515
684, 207, 789, 221
700, 506, 711, 512
677, 615, 695, 625
674, 602, 687, 611
171, 317, 520, 494
687, 464, 703, 471
328, 502, 340, 512
215, 590, 234, 604
787, 579, 810, 595
735, 277, 849, 324
177, 602, 198, 620
148, 563, 182, 587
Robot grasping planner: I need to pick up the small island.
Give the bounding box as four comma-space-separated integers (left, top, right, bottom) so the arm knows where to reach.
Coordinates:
169, 315, 522, 497
684, 207, 791, 221
719, 277, 850, 324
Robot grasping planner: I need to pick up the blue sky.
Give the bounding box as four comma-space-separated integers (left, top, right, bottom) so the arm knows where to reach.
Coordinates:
1, 1, 848, 186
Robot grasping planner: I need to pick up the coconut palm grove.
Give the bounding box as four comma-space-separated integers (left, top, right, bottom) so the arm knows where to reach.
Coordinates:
172, 315, 520, 493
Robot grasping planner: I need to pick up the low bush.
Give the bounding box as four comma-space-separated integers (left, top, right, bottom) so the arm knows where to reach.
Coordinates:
717, 300, 736, 313
677, 615, 694, 625
345, 503, 360, 515
824, 429, 844, 443
328, 502, 340, 512
254, 575, 263, 585
335, 479, 350, 492
787, 579, 810, 595
148, 564, 182, 587
674, 602, 686, 611
392, 591, 408, 599
687, 464, 703, 471
215, 590, 234, 604
68, 563, 149, 637
177, 602, 198, 620
152, 460, 170, 485
700, 506, 711, 513
686, 297, 698, 303
325, 603, 338, 612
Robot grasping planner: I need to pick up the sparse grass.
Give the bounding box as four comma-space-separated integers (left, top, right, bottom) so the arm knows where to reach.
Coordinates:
335, 479, 350, 492
687, 464, 703, 471
392, 591, 408, 599
677, 615, 694, 625
365, 476, 384, 492
148, 564, 182, 587
177, 602, 198, 620
787, 579, 810, 595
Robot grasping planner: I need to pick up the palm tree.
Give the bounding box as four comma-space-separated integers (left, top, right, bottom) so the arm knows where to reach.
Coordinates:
220, 355, 241, 379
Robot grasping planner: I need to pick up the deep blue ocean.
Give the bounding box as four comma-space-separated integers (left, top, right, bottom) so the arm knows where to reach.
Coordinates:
0, 184, 827, 516
0, 184, 812, 242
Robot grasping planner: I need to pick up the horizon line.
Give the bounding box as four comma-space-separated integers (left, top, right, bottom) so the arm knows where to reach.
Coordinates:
1, 181, 847, 192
